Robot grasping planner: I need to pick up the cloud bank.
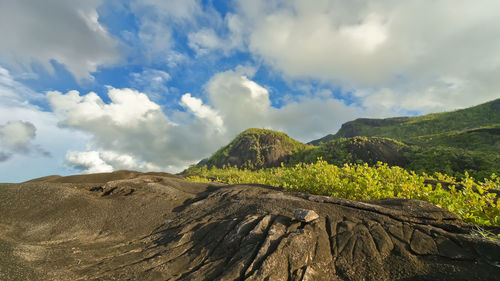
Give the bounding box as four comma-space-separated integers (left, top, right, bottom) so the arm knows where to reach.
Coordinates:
48, 69, 362, 173
0, 0, 120, 80
185, 0, 500, 113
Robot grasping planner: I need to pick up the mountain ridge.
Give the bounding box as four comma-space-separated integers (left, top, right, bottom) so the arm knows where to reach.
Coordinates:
310, 98, 500, 146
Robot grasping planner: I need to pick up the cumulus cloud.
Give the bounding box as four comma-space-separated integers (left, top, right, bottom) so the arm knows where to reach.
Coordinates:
47, 88, 176, 171
0, 120, 36, 161
221, 0, 500, 112
47, 70, 364, 173
48, 87, 166, 128
0, 121, 36, 153
0, 102, 89, 180
0, 119, 53, 162
65, 150, 161, 174
48, 87, 215, 173
204, 69, 364, 142
130, 0, 244, 62
66, 151, 113, 174
180, 93, 224, 132
0, 0, 120, 80
206, 71, 272, 131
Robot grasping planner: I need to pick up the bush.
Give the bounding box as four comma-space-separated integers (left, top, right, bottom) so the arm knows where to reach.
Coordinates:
185, 160, 500, 226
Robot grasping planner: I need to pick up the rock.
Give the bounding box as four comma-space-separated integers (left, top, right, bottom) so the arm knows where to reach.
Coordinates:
294, 209, 319, 222
410, 229, 438, 255
1, 171, 499, 280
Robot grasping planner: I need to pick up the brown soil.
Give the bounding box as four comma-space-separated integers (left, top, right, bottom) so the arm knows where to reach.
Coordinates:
1, 171, 499, 280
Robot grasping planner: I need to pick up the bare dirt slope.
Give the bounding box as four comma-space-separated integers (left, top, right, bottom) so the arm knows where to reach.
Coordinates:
1, 171, 499, 280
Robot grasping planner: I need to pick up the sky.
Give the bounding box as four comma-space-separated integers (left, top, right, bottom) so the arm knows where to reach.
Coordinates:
1, 0, 500, 182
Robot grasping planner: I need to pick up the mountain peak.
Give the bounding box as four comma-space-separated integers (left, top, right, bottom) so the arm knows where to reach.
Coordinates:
204, 128, 309, 169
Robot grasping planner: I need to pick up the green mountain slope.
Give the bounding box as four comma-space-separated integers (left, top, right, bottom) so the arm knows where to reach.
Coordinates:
310, 98, 500, 151
197, 128, 310, 169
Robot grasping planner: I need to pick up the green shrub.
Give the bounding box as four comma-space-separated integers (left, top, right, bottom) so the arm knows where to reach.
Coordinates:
185, 160, 500, 226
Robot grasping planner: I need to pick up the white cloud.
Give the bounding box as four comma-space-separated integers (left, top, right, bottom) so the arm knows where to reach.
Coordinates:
0, 100, 91, 181
46, 70, 365, 174
0, 66, 44, 107
130, 69, 171, 102
136, 19, 179, 64
180, 93, 224, 132
339, 14, 388, 53
47, 87, 222, 173
65, 150, 162, 174
131, 69, 171, 85
131, 0, 244, 59
132, 0, 201, 22
204, 69, 364, 142
232, 0, 500, 112
0, 120, 36, 153
188, 13, 245, 55
0, 0, 120, 80
48, 88, 164, 127
188, 28, 224, 55
66, 151, 113, 174
206, 71, 272, 131
0, 67, 90, 181
129, 0, 202, 66
0, 119, 44, 163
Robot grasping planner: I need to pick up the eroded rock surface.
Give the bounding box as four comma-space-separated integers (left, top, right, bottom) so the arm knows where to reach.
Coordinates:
0, 171, 499, 280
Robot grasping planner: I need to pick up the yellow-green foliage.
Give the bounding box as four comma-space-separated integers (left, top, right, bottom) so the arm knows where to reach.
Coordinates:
185, 160, 500, 226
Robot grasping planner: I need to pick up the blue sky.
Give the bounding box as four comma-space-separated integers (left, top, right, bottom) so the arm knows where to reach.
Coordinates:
1, 0, 499, 182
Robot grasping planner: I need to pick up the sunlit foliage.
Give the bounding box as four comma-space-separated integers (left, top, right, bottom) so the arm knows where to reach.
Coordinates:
185, 160, 500, 226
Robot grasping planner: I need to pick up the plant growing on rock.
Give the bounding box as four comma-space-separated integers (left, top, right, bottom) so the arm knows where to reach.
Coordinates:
185, 159, 500, 226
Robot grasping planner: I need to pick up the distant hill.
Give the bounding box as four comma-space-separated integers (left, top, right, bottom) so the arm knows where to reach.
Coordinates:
290, 137, 410, 168
199, 128, 310, 169
310, 98, 500, 152
25, 170, 179, 184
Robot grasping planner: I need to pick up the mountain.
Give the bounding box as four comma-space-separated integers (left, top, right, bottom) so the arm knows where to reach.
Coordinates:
310, 98, 500, 151
200, 128, 310, 169
1, 171, 499, 280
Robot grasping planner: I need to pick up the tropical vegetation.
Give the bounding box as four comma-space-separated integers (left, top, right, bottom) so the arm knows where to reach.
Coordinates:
185, 160, 500, 226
